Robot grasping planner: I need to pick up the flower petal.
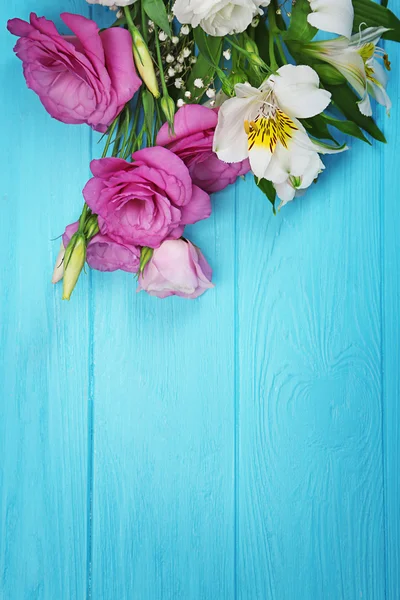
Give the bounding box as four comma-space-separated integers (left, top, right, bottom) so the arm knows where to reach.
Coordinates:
307, 0, 354, 38
271, 65, 331, 119
213, 95, 254, 163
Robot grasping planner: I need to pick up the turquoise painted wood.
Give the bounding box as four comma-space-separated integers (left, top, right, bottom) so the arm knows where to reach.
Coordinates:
1, 1, 400, 598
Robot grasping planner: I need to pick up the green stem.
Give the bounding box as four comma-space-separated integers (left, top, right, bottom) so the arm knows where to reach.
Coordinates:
154, 25, 169, 97
268, 4, 278, 71
141, 0, 148, 43
275, 36, 288, 65
123, 6, 137, 33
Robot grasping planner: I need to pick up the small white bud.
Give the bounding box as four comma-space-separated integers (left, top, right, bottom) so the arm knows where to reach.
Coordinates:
181, 24, 190, 35
175, 64, 183, 73
158, 31, 167, 41
223, 49, 232, 61
206, 88, 216, 98
166, 54, 174, 64
184, 90, 192, 98
182, 47, 191, 58
174, 78, 184, 89
190, 56, 197, 64
194, 78, 204, 89
168, 67, 176, 77
52, 242, 65, 284
177, 99, 186, 107
148, 20, 154, 27
172, 36, 179, 45
177, 54, 185, 64
251, 16, 260, 27
209, 100, 216, 107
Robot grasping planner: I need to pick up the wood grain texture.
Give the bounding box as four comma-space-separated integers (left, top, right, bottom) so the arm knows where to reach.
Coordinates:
382, 30, 400, 600
2, 1, 400, 598
236, 131, 385, 596
0, 2, 90, 598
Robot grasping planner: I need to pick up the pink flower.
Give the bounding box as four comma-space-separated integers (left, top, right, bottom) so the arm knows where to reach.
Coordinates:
7, 13, 141, 132
83, 147, 211, 249
138, 239, 214, 299
63, 222, 140, 273
156, 104, 250, 194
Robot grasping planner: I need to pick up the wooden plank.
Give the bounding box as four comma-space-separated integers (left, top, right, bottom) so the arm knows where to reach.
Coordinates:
382, 28, 400, 600
0, 2, 90, 598
236, 135, 385, 594
88, 8, 235, 597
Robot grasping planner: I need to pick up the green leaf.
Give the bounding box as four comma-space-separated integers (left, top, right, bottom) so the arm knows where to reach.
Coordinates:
321, 114, 371, 145
255, 176, 276, 213
353, 0, 400, 41
327, 83, 386, 143
285, 0, 317, 42
142, 0, 171, 37
193, 28, 223, 67
302, 115, 338, 143
142, 89, 155, 139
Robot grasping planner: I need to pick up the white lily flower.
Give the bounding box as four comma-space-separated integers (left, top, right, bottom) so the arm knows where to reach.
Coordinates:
307, 0, 354, 38
213, 64, 344, 181
302, 27, 391, 116
273, 151, 325, 208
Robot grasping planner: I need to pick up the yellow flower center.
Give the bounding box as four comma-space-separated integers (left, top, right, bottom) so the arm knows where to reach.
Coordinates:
245, 109, 298, 154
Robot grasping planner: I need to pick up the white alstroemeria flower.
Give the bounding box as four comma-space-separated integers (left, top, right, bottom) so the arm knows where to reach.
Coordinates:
307, 0, 354, 38
273, 151, 325, 208
302, 27, 391, 116
172, 0, 270, 37
86, 0, 136, 7
213, 65, 344, 181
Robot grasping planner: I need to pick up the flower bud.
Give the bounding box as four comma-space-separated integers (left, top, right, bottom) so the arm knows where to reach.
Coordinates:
84, 214, 100, 240
62, 233, 86, 301
244, 36, 259, 56
52, 241, 65, 284
161, 95, 176, 132
131, 29, 160, 98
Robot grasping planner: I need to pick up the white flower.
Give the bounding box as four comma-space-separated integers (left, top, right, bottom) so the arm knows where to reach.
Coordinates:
206, 88, 216, 98
214, 64, 346, 180
168, 67, 176, 77
158, 31, 167, 41
180, 24, 190, 35
184, 90, 192, 98
302, 27, 391, 116
307, 0, 354, 38
273, 152, 325, 207
177, 99, 186, 107
182, 47, 191, 58
173, 0, 271, 37
223, 49, 232, 61
86, 0, 137, 6
172, 36, 179, 45
194, 78, 204, 89
166, 54, 175, 64
174, 78, 184, 89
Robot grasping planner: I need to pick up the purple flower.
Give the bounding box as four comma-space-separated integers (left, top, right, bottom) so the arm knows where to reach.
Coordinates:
138, 239, 214, 299
156, 104, 250, 194
7, 13, 141, 132
63, 222, 140, 273
83, 147, 211, 249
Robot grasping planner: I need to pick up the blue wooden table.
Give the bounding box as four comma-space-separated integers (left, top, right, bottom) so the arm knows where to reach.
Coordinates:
1, 1, 400, 598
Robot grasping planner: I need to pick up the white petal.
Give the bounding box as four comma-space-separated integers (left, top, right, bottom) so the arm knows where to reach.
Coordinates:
308, 0, 354, 38
248, 145, 273, 179
298, 153, 325, 189
271, 65, 331, 119
349, 26, 390, 48
275, 180, 296, 205
358, 93, 372, 116
213, 95, 254, 163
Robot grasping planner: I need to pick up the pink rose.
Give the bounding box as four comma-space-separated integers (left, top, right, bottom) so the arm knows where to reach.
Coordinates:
138, 239, 214, 299
156, 104, 250, 194
7, 13, 141, 132
63, 222, 140, 273
83, 147, 211, 249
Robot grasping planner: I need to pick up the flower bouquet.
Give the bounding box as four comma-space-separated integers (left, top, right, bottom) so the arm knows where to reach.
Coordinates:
8, 0, 400, 300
